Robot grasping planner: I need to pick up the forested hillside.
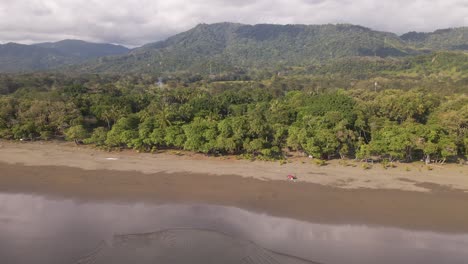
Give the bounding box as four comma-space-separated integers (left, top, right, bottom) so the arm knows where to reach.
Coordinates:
0, 40, 129, 73
401, 27, 468, 50
0, 43, 73, 73
73, 23, 412, 74
2, 23, 467, 75
34, 40, 130, 59
73, 23, 468, 75
0, 73, 466, 164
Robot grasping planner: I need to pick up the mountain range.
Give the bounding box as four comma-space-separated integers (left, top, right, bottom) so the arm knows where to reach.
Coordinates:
0, 23, 467, 74
0, 40, 129, 73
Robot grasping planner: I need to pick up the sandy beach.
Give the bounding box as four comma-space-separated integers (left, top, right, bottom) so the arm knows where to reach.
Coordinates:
1, 140, 468, 232
0, 140, 467, 192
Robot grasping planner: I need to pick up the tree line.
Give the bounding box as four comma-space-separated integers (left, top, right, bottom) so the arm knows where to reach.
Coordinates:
0, 74, 466, 164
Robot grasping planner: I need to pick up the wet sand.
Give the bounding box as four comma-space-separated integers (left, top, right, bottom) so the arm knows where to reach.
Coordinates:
1, 141, 468, 192
1, 162, 468, 233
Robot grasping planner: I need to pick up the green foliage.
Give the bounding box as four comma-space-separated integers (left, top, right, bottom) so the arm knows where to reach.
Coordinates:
1, 23, 467, 79
0, 40, 129, 73
313, 159, 327, 166
164, 125, 186, 149
12, 122, 37, 140
369, 122, 416, 161
300, 92, 356, 123
84, 127, 108, 146
0, 71, 465, 164
182, 117, 218, 153
105, 115, 139, 148
64, 23, 467, 75
401, 28, 468, 50
64, 125, 88, 141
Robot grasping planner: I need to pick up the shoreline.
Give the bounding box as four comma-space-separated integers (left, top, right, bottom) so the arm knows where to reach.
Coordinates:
0, 140, 467, 192
0, 141, 468, 233
1, 162, 468, 233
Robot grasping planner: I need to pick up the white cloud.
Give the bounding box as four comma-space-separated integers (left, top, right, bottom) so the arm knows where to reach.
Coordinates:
0, 0, 466, 47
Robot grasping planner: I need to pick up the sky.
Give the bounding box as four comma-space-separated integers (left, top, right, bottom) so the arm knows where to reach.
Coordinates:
0, 0, 467, 47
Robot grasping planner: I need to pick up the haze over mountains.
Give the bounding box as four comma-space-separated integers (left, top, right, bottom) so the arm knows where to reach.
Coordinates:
1, 23, 467, 74
0, 40, 129, 73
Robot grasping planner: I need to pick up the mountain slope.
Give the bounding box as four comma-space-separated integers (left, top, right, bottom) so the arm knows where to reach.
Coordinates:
75, 23, 416, 74
313, 51, 468, 79
401, 27, 468, 51
3, 23, 468, 75
0, 43, 72, 73
34, 39, 129, 59
0, 40, 129, 73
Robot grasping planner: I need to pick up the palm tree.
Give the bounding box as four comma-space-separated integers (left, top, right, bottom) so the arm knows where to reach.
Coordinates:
102, 105, 123, 129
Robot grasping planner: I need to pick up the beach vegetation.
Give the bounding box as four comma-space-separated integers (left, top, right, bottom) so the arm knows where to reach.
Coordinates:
0, 72, 466, 165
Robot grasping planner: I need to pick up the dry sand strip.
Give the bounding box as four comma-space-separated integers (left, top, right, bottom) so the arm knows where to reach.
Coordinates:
0, 140, 467, 192
1, 162, 468, 233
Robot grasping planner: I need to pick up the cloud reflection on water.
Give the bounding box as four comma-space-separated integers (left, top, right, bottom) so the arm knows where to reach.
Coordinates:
0, 193, 468, 264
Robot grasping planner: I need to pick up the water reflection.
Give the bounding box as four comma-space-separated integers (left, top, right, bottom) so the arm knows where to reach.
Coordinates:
1, 193, 468, 264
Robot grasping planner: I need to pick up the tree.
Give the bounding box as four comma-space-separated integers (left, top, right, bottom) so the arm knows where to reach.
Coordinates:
215, 116, 248, 154
11, 122, 36, 140
286, 126, 305, 152
183, 117, 218, 153
372, 89, 441, 124
164, 124, 186, 148
416, 125, 458, 164
65, 125, 88, 142
369, 122, 416, 161
84, 127, 108, 146
101, 105, 125, 129
304, 128, 340, 159
105, 116, 139, 148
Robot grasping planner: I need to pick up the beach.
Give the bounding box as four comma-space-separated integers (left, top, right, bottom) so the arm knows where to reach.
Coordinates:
1, 140, 468, 232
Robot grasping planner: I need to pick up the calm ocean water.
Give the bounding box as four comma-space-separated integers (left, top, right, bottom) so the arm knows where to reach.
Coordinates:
1, 192, 468, 264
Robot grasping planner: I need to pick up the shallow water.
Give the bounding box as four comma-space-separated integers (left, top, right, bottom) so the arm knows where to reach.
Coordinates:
1, 193, 468, 264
